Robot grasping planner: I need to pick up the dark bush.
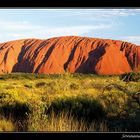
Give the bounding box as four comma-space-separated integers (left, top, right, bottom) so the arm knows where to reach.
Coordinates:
0, 102, 31, 131
24, 84, 33, 88
46, 97, 106, 122
35, 82, 46, 88
0, 103, 30, 120
120, 72, 140, 82
69, 83, 79, 90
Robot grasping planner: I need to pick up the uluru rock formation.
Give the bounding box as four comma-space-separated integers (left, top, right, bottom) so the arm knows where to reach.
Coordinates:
0, 36, 140, 75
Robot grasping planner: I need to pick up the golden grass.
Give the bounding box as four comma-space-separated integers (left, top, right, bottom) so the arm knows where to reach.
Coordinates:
0, 117, 15, 131
28, 111, 87, 131
27, 110, 109, 132
0, 73, 139, 131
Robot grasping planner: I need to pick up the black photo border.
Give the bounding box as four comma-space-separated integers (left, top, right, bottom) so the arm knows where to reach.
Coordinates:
0, 0, 140, 139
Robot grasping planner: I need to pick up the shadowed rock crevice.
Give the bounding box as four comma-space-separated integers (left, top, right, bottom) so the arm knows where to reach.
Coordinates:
120, 42, 139, 71
76, 44, 107, 73
64, 38, 84, 71
34, 38, 60, 73
12, 40, 38, 73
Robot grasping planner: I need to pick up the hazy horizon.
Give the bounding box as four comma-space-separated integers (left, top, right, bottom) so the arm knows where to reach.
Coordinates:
0, 9, 140, 45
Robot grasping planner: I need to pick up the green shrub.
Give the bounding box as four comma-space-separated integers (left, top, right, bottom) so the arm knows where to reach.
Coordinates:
120, 72, 140, 82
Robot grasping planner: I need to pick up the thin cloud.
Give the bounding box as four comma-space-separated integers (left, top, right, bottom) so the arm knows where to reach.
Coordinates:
0, 21, 43, 31
118, 36, 140, 45
96, 9, 139, 17
0, 20, 112, 42
46, 9, 140, 18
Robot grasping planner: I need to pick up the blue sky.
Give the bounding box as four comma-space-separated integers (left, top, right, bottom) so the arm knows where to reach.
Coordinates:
0, 9, 140, 45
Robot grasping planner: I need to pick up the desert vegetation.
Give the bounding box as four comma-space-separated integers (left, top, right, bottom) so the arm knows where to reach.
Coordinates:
0, 72, 140, 132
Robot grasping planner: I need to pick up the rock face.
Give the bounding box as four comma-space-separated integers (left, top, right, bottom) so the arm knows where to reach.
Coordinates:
0, 36, 140, 75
